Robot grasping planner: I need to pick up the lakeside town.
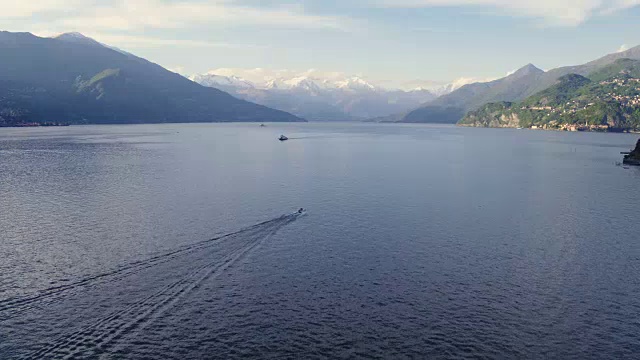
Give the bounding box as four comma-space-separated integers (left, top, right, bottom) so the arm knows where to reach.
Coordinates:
515, 76, 640, 132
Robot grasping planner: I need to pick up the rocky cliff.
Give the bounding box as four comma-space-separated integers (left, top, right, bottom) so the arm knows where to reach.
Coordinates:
624, 139, 640, 165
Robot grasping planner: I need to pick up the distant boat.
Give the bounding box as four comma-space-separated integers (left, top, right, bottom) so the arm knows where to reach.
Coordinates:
279, 135, 289, 141
260, 124, 266, 127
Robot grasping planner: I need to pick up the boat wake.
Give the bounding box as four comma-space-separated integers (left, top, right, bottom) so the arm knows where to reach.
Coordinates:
0, 212, 302, 358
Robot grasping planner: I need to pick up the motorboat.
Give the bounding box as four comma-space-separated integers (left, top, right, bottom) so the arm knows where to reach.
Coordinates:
279, 135, 289, 141
260, 124, 266, 127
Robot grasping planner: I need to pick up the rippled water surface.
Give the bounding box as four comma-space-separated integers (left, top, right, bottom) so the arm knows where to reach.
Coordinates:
1, 123, 640, 359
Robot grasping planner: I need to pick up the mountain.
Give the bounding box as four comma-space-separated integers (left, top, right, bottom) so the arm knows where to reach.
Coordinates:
334, 77, 377, 92
425, 79, 479, 97
0, 31, 302, 126
191, 73, 437, 121
459, 59, 640, 131
401, 64, 545, 123
403, 45, 640, 123
53, 32, 103, 47
191, 73, 255, 90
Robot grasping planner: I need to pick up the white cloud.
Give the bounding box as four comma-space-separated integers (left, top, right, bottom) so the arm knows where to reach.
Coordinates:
168, 66, 186, 75
82, 33, 263, 49
618, 44, 630, 52
450, 76, 490, 87
201, 67, 498, 92
0, 0, 86, 18
205, 68, 352, 85
374, 0, 640, 26
5, 0, 352, 58
399, 79, 448, 88
2, 0, 350, 32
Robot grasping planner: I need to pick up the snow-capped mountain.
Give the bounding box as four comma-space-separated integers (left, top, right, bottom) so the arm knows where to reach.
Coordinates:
409, 77, 486, 97
191, 73, 255, 90
263, 79, 285, 90
190, 72, 437, 121
335, 77, 378, 91
283, 76, 326, 92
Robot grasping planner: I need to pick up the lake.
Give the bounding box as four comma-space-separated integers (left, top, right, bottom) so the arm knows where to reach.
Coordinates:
1, 123, 639, 358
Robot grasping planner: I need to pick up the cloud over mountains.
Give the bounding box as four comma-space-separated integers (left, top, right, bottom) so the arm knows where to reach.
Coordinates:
375, 0, 640, 26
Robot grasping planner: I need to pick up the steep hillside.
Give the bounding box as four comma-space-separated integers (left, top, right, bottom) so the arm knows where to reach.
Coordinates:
402, 45, 640, 124
0, 32, 302, 126
460, 59, 640, 131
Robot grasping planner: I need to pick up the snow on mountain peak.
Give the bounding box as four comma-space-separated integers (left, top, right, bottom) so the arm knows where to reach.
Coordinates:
283, 76, 330, 92
190, 73, 255, 89
191, 69, 445, 121
335, 76, 377, 91
409, 77, 492, 97
265, 78, 288, 90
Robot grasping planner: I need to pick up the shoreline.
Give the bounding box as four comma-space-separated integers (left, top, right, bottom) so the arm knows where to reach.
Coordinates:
0, 123, 70, 128
457, 123, 640, 134
0, 120, 308, 129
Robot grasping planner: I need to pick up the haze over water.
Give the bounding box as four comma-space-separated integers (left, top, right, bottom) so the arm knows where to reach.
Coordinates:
1, 123, 639, 358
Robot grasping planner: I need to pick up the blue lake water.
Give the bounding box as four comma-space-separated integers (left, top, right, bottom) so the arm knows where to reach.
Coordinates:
1, 123, 639, 358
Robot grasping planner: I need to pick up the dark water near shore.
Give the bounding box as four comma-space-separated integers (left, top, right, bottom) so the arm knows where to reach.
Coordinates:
1, 123, 640, 359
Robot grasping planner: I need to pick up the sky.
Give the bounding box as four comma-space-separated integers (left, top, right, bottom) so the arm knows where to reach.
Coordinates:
2, 0, 640, 89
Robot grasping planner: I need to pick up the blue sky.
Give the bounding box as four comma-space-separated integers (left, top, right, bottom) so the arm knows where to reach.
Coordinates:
2, 0, 640, 88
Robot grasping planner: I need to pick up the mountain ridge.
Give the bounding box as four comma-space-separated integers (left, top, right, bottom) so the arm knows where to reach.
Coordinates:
459, 58, 640, 131
191, 72, 438, 121
0, 31, 303, 126
402, 45, 640, 123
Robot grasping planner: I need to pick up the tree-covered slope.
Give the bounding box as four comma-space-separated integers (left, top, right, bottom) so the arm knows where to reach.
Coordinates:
460, 59, 640, 131
402, 44, 640, 124
401, 63, 545, 124
0, 32, 303, 126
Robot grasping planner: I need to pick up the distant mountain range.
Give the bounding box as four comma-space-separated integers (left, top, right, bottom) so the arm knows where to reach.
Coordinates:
402, 44, 640, 124
0, 31, 302, 127
460, 59, 640, 131
191, 72, 465, 121
4, 30, 638, 128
